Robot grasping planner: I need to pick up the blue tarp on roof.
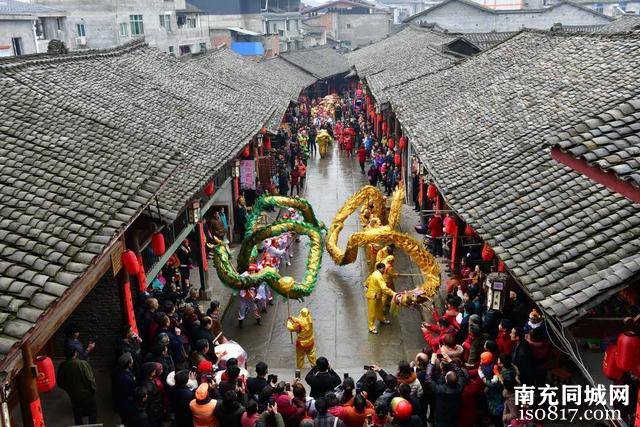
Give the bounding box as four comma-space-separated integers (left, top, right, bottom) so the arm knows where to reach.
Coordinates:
231, 42, 264, 56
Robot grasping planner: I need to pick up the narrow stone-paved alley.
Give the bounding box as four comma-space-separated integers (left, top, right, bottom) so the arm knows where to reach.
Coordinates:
222, 144, 425, 375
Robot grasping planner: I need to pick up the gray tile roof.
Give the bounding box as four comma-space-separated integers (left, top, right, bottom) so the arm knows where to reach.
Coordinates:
548, 98, 640, 188
0, 41, 317, 362
459, 32, 518, 50
280, 46, 350, 80
555, 24, 605, 33
598, 14, 640, 33
4, 43, 313, 221
0, 50, 183, 358
387, 30, 640, 326
348, 25, 458, 103
0, 0, 63, 16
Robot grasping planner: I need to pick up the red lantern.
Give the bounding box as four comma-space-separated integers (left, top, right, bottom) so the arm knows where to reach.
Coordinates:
616, 331, 640, 371
382, 122, 388, 135
427, 183, 437, 200
35, 356, 56, 393
498, 259, 505, 272
151, 232, 165, 257
242, 146, 251, 158
399, 136, 407, 150
444, 216, 456, 235
388, 138, 395, 150
464, 224, 475, 236
481, 243, 494, 262
122, 250, 139, 275
264, 137, 271, 150
204, 181, 215, 197
377, 114, 383, 123
602, 343, 625, 380
394, 153, 401, 166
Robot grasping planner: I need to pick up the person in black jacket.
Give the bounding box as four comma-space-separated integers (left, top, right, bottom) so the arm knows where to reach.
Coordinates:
511, 326, 535, 387
305, 357, 341, 399
423, 354, 465, 427
215, 389, 246, 427
113, 352, 136, 423
247, 361, 269, 399
125, 387, 151, 427
169, 370, 194, 427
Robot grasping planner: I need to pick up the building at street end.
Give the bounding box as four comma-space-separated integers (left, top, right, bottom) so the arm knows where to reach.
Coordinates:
32, 0, 210, 55
303, 0, 393, 49
0, 0, 67, 56
404, 0, 612, 32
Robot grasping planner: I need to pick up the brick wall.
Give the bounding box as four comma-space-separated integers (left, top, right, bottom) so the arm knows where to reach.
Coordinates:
53, 267, 123, 364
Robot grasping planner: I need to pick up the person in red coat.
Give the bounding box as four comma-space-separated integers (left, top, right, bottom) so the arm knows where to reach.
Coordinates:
428, 213, 444, 257
357, 146, 367, 173
458, 369, 485, 427
496, 319, 513, 356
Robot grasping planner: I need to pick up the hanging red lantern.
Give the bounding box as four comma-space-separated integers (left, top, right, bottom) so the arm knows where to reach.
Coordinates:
204, 181, 215, 197
444, 216, 457, 235
616, 331, 640, 371
377, 113, 383, 123
464, 224, 474, 236
481, 243, 494, 262
427, 183, 437, 200
498, 259, 505, 272
151, 232, 165, 257
382, 122, 388, 135
394, 153, 401, 166
242, 146, 251, 158
399, 136, 407, 150
35, 356, 56, 393
388, 138, 395, 150
122, 250, 139, 275
264, 137, 271, 150
602, 343, 625, 380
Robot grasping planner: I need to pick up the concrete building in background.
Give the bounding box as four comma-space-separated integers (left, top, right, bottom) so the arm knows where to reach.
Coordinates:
375, 0, 437, 22
303, 0, 392, 49
0, 0, 67, 56
189, 0, 305, 52
404, 0, 612, 32
32, 0, 210, 55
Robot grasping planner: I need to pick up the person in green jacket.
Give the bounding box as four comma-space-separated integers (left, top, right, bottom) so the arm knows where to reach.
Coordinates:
57, 347, 97, 425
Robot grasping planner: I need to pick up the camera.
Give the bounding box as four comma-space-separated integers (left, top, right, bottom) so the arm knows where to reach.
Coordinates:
295, 369, 301, 379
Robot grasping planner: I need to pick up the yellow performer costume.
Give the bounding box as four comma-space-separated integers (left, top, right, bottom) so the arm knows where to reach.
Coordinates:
286, 308, 317, 369
316, 130, 332, 158
365, 265, 396, 334
381, 255, 399, 308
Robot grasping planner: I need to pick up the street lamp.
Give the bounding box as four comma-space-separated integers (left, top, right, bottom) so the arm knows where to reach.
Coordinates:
187, 199, 201, 224
233, 160, 240, 178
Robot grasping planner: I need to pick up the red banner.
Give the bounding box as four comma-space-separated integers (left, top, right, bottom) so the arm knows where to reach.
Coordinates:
30, 398, 44, 427
122, 281, 139, 336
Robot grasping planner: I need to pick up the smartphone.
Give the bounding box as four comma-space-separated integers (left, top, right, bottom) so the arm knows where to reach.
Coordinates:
190, 366, 197, 373
363, 365, 370, 370
437, 353, 444, 359
285, 382, 291, 391
237, 379, 243, 387
366, 414, 373, 424
295, 369, 301, 379
344, 372, 349, 379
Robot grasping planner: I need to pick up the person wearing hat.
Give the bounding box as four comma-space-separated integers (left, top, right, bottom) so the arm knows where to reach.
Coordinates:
524, 308, 545, 335
286, 307, 317, 369
190, 383, 220, 427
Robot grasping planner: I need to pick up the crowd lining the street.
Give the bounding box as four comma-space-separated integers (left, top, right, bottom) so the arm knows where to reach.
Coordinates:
56, 91, 560, 427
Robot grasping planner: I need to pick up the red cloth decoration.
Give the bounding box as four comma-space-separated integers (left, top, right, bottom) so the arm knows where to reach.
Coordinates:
481, 243, 494, 262
200, 222, 208, 272
204, 181, 215, 197
264, 137, 271, 150
427, 183, 437, 200
388, 138, 395, 150
151, 232, 165, 257
122, 250, 139, 275
616, 331, 640, 371
450, 225, 459, 271
35, 356, 56, 393
136, 254, 147, 292
602, 343, 624, 380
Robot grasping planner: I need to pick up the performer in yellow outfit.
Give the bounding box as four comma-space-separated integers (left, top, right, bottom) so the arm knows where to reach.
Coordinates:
286, 308, 317, 369
365, 263, 396, 334
376, 244, 395, 265
316, 130, 332, 158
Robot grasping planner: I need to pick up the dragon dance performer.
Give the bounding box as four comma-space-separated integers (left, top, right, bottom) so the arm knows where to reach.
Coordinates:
382, 255, 399, 308
364, 263, 396, 334
286, 308, 317, 369
238, 269, 261, 328
316, 129, 332, 158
